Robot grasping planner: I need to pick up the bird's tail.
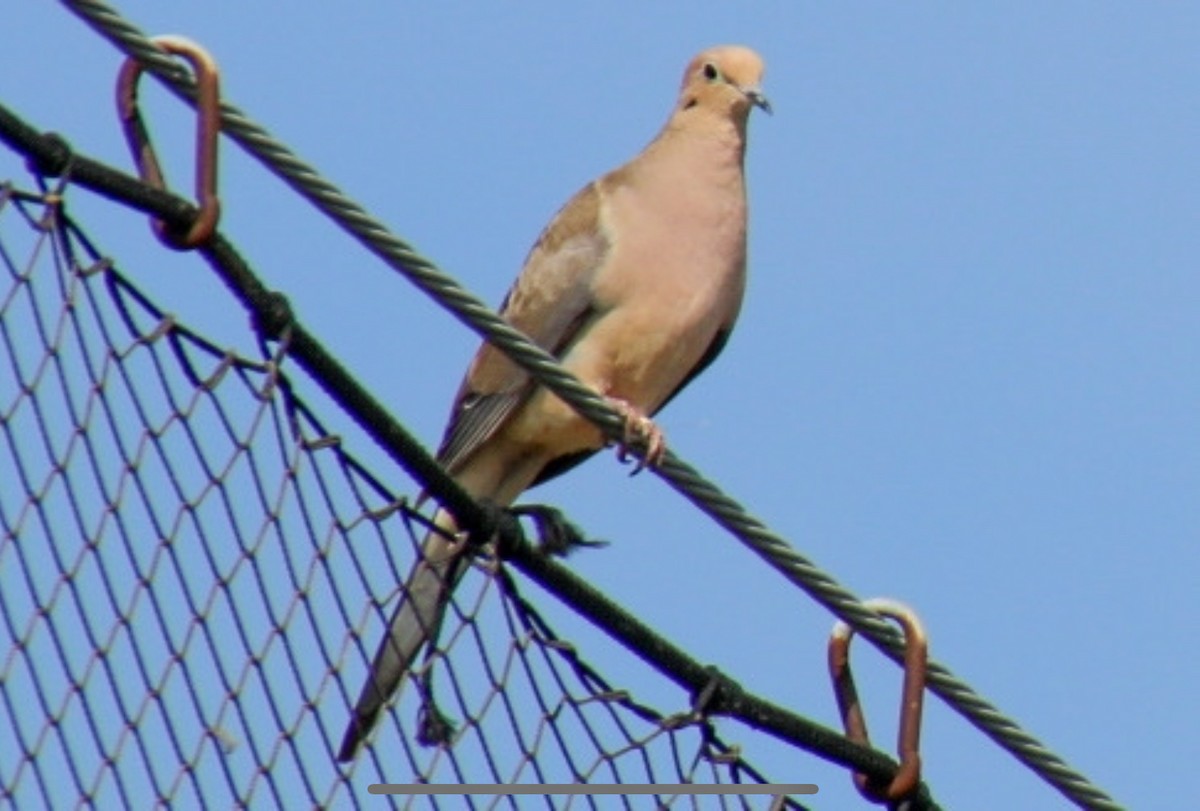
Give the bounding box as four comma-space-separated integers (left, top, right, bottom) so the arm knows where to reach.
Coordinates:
337, 508, 468, 762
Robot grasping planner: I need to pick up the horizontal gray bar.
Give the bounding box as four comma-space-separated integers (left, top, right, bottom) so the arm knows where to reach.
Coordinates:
368, 784, 818, 796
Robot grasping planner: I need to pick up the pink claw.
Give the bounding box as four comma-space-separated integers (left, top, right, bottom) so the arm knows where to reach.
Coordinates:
605, 397, 666, 474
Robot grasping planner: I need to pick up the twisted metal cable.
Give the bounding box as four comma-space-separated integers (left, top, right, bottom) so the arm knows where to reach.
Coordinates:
60, 2, 1123, 808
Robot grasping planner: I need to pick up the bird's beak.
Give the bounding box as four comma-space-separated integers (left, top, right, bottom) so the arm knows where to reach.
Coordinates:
742, 85, 772, 115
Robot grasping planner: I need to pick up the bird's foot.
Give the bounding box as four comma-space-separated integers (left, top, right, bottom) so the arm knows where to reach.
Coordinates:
510, 504, 607, 557
605, 397, 666, 475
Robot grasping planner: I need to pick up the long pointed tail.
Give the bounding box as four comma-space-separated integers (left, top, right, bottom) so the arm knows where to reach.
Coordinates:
337, 510, 467, 762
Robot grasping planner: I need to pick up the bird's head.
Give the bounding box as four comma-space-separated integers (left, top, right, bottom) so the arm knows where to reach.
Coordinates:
677, 45, 771, 120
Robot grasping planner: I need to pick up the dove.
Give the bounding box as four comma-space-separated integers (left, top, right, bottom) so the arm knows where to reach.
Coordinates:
339, 45, 769, 762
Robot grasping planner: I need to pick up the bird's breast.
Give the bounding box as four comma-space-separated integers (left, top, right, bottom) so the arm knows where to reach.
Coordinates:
577, 172, 748, 411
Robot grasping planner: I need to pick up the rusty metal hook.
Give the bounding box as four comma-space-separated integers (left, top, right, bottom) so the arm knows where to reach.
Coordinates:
828, 598, 928, 804
116, 35, 221, 250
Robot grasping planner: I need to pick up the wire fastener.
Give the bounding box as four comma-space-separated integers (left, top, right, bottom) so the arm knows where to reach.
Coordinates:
116, 35, 221, 249
829, 598, 928, 804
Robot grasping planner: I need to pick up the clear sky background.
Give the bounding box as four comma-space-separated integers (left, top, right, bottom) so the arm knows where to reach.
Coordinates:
5, 3, 1198, 809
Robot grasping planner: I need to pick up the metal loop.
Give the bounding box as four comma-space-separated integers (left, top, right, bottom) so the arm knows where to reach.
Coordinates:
116, 35, 221, 249
829, 598, 928, 803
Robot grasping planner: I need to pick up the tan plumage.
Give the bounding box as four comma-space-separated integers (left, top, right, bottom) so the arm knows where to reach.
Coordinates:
338, 45, 769, 762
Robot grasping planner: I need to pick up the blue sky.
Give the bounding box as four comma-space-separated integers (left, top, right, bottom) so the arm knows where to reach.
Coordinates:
4, 3, 1198, 808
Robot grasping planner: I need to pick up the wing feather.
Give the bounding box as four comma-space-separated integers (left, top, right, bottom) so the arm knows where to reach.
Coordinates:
435, 183, 610, 474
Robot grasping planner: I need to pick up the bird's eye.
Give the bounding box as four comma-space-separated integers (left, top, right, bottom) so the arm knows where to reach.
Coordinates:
702, 62, 720, 82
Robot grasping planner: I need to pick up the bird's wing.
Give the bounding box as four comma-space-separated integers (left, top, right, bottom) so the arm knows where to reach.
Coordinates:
435, 181, 611, 475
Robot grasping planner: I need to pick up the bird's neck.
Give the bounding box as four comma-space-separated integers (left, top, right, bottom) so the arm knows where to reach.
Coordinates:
649, 111, 749, 178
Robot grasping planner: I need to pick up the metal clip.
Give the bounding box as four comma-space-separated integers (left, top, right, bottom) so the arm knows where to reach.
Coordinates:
116, 35, 221, 249
829, 598, 927, 803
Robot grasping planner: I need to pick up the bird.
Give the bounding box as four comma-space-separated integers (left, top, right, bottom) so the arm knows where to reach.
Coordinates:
338, 44, 769, 762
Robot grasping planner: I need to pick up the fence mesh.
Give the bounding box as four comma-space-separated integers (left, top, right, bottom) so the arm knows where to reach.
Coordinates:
0, 175, 810, 809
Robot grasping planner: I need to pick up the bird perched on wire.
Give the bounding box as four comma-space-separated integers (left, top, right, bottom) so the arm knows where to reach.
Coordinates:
338, 44, 770, 762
